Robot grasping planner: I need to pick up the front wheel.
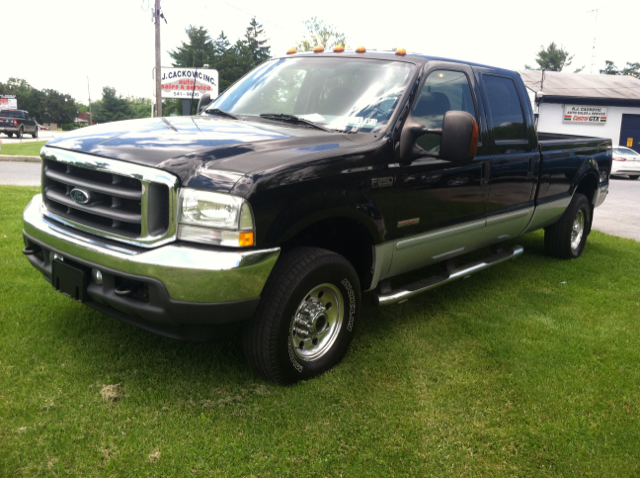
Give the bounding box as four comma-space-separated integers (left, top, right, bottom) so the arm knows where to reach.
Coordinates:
544, 193, 591, 259
243, 247, 361, 385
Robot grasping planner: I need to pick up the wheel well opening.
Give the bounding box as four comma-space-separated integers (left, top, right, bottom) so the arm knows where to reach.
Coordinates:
575, 174, 598, 234
575, 174, 598, 205
281, 218, 374, 289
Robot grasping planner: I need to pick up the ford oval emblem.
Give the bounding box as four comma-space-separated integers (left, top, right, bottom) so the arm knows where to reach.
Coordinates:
70, 188, 91, 205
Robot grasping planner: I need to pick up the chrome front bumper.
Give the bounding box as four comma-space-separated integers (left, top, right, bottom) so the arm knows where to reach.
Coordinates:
23, 195, 280, 304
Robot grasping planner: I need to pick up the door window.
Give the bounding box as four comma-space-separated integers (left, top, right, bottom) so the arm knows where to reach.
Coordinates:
483, 75, 526, 141
412, 70, 476, 152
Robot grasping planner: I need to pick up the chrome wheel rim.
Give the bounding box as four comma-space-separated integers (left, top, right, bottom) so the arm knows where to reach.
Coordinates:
290, 283, 344, 362
571, 209, 585, 251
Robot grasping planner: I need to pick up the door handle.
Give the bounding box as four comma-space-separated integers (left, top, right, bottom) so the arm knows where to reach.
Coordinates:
481, 162, 490, 186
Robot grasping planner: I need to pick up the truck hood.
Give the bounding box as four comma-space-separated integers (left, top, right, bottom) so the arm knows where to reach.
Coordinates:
45, 116, 363, 191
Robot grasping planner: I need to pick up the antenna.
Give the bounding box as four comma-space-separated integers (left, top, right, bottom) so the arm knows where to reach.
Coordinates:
587, 7, 602, 73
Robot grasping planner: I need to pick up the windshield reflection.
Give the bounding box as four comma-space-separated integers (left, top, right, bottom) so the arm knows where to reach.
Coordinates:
210, 57, 413, 133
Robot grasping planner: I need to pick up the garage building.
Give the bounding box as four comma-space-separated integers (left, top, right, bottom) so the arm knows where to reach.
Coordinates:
518, 70, 640, 154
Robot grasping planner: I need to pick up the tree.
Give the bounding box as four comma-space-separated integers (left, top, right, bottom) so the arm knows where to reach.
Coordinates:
600, 60, 640, 79
42, 89, 77, 125
525, 42, 582, 72
296, 17, 346, 52
244, 18, 271, 65
92, 87, 133, 123
168, 25, 215, 68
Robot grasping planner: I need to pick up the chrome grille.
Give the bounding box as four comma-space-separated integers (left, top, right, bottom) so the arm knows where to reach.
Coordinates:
40, 146, 179, 248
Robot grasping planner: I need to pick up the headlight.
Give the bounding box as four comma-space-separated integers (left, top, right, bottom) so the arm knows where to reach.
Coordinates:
177, 189, 255, 247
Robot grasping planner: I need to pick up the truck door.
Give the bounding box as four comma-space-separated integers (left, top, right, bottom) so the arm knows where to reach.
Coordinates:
478, 73, 539, 243
386, 63, 491, 278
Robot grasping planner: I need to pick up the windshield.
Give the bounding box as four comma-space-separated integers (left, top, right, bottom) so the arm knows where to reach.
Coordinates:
209, 57, 414, 133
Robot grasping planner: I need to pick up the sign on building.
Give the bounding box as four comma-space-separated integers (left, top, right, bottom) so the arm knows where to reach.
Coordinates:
563, 105, 607, 124
157, 67, 218, 100
0, 95, 18, 110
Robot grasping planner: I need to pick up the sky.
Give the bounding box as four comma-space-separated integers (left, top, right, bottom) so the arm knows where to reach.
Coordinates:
2, 0, 639, 106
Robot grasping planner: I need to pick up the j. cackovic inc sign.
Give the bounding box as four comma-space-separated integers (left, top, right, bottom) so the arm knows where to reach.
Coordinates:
563, 105, 607, 125
156, 67, 218, 100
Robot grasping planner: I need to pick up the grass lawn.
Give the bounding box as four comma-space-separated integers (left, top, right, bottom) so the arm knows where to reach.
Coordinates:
0, 141, 47, 157
1, 185, 639, 476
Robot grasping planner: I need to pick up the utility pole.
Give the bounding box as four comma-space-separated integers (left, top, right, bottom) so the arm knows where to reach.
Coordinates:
587, 7, 602, 74
154, 0, 162, 117
87, 76, 92, 125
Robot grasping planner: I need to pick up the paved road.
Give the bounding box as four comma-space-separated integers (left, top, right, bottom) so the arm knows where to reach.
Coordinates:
0, 161, 41, 186
0, 163, 638, 241
592, 177, 640, 242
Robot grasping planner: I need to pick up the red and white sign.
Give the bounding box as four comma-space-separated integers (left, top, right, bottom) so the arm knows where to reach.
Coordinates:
563, 105, 607, 124
0, 95, 18, 110
156, 67, 218, 100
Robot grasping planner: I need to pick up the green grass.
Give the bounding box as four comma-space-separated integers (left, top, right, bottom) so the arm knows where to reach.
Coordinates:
1, 185, 639, 476
0, 141, 47, 157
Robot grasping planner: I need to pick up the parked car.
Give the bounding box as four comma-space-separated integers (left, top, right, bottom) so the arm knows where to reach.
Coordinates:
0, 109, 38, 138
22, 50, 611, 385
37, 123, 49, 131
611, 146, 640, 179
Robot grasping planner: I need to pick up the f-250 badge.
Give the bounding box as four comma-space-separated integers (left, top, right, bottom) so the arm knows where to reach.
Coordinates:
371, 177, 393, 188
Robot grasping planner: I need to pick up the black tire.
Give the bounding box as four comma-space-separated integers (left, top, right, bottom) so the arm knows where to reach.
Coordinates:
16, 128, 23, 139
243, 247, 361, 385
32, 127, 38, 139
629, 175, 639, 180
544, 193, 591, 259
7, 132, 13, 138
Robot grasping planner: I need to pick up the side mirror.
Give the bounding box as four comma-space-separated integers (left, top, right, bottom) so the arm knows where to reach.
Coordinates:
440, 111, 478, 162
197, 93, 211, 114
399, 110, 478, 164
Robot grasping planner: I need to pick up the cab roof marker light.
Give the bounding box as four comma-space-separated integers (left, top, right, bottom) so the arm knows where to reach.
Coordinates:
314, 46, 324, 54
286, 48, 297, 55
333, 45, 345, 53
355, 46, 366, 54
395, 48, 407, 56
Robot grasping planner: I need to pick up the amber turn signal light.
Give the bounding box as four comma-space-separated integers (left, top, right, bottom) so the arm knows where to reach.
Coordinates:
239, 232, 254, 247
468, 121, 479, 158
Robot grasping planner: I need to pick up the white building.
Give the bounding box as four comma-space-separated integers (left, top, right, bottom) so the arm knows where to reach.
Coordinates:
518, 70, 640, 153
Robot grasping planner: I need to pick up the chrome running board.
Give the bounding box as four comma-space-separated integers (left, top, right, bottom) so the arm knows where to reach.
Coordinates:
375, 245, 524, 306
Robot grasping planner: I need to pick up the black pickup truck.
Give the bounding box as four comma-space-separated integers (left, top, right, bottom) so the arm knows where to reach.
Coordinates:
22, 51, 611, 384
0, 109, 38, 138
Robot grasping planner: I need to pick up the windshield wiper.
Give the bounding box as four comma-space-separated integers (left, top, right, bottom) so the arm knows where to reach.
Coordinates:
259, 113, 331, 132
204, 108, 239, 120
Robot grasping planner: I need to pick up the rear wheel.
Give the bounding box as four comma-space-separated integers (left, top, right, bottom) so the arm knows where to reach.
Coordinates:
243, 247, 360, 385
629, 175, 639, 180
16, 128, 23, 139
7, 132, 13, 138
544, 193, 591, 259
32, 127, 38, 139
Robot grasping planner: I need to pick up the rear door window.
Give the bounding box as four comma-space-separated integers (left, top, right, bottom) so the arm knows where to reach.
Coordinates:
482, 75, 526, 142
